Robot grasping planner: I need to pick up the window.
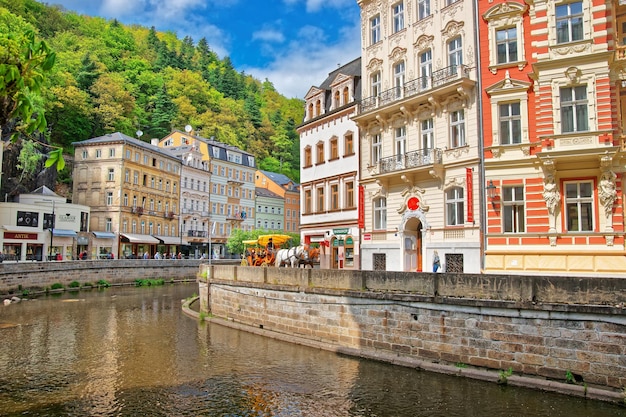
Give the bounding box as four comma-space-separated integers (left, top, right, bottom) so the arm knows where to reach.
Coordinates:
394, 61, 405, 98
344, 133, 354, 156
450, 110, 465, 148
561, 86, 588, 133
503, 186, 525, 233
330, 137, 339, 160
496, 27, 518, 64
316, 142, 324, 164
419, 49, 432, 89
109, 148, 115, 157
105, 218, 112, 232
331, 184, 339, 210
372, 134, 382, 165
446, 186, 464, 226
95, 149, 102, 158
370, 14, 381, 45
418, 0, 431, 20
448, 36, 463, 70
371, 71, 381, 97
315, 100, 321, 116
565, 181, 593, 232
106, 192, 113, 206
343, 87, 349, 104
345, 181, 355, 208
556, 2, 583, 44
124, 169, 129, 183
305, 190, 312, 213
123, 193, 128, 206
334, 90, 341, 108
374, 197, 387, 230
421, 118, 434, 159
82, 150, 88, 159
395, 126, 406, 164
317, 187, 325, 212
500, 102, 522, 144
392, 2, 404, 33
107, 168, 114, 181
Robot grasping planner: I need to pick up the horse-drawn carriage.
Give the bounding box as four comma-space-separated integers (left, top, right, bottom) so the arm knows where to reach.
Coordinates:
275, 244, 320, 268
241, 234, 292, 267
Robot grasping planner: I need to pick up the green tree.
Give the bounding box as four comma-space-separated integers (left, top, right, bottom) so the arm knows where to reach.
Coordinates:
150, 85, 177, 138
0, 7, 56, 138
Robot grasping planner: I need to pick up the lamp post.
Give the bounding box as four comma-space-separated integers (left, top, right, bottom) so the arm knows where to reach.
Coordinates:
48, 201, 55, 261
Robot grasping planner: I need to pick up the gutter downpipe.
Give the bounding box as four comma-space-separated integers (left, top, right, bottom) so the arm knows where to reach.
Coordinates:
473, 0, 487, 273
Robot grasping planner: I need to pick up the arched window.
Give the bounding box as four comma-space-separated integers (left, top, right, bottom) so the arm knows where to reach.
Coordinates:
315, 100, 321, 116
334, 91, 340, 108
343, 87, 349, 104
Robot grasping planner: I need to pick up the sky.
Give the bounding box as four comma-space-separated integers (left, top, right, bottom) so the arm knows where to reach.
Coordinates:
41, 0, 362, 99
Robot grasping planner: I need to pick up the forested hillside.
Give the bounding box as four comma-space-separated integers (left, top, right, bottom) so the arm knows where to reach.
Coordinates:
0, 0, 304, 199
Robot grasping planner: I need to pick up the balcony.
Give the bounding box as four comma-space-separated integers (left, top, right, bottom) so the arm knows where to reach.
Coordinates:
187, 230, 207, 238
377, 149, 442, 175
359, 65, 471, 114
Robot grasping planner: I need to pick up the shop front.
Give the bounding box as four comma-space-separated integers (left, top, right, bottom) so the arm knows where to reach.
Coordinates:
92, 231, 117, 259
119, 233, 160, 259
50, 229, 77, 260
2, 227, 43, 261
154, 235, 181, 259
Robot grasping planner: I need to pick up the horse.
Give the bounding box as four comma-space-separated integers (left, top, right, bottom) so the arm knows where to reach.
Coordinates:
298, 246, 320, 268
275, 245, 309, 268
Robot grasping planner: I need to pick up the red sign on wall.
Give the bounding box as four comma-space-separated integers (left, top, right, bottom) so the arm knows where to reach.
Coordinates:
466, 167, 474, 223
4, 232, 38, 240
358, 185, 365, 229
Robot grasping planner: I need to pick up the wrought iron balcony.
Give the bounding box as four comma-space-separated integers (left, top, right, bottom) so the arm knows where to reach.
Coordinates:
359, 65, 470, 114
378, 148, 442, 174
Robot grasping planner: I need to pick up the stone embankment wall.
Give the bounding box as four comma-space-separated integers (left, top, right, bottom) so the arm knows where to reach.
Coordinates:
200, 265, 626, 398
0, 259, 208, 294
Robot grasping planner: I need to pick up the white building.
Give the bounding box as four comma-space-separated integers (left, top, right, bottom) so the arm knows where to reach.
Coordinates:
298, 58, 362, 269
0, 186, 90, 261
354, 0, 481, 272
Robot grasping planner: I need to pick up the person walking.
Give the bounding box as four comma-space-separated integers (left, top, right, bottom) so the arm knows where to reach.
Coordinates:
433, 250, 441, 272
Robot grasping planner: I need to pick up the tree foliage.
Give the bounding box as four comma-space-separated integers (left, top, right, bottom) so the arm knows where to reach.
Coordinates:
1, 0, 304, 199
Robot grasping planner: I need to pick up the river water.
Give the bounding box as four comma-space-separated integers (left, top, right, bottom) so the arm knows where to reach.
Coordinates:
0, 284, 624, 417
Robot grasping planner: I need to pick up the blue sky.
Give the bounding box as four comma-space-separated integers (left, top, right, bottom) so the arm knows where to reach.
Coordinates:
42, 0, 362, 99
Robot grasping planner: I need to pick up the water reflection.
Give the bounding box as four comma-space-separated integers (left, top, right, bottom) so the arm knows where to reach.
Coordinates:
0, 285, 623, 416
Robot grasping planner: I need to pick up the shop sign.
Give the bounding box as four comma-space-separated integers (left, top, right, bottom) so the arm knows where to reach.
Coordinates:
363, 233, 372, 241
345, 237, 353, 245
333, 228, 349, 235
4, 232, 37, 240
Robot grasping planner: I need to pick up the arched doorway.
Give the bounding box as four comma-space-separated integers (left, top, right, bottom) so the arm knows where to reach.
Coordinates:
399, 208, 428, 272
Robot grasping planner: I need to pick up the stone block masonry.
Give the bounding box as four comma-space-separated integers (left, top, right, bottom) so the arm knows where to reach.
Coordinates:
201, 265, 626, 402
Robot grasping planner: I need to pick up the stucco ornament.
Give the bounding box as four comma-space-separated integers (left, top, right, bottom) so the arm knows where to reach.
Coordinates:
542, 173, 560, 216
598, 170, 617, 219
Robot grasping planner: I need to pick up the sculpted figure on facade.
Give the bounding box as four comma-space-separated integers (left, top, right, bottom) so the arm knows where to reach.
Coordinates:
542, 173, 560, 216
599, 170, 617, 218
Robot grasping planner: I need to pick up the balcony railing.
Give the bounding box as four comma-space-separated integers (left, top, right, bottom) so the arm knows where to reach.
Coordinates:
187, 230, 207, 238
360, 65, 469, 113
378, 148, 442, 174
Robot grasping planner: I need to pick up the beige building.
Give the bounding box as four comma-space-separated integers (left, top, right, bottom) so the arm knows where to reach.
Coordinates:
255, 170, 300, 234
354, 0, 481, 272
159, 130, 256, 258
72, 132, 182, 259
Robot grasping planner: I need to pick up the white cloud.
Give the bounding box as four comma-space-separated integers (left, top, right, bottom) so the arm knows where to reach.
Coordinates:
252, 27, 285, 43
243, 21, 361, 99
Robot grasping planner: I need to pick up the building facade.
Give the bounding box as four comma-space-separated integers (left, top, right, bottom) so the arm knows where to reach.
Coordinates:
159, 130, 256, 259
481, 0, 626, 274
254, 187, 285, 232
254, 170, 300, 233
72, 132, 182, 259
354, 0, 481, 273
0, 186, 90, 261
161, 140, 211, 258
298, 58, 362, 269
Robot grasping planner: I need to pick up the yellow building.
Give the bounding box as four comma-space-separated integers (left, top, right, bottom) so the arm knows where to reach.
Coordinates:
72, 132, 182, 258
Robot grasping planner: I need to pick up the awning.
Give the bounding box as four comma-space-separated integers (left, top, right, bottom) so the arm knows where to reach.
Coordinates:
52, 229, 77, 237
93, 231, 117, 239
153, 235, 181, 245
3, 225, 40, 233
119, 233, 160, 244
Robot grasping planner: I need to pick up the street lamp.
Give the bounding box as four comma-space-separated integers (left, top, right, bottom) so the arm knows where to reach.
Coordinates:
48, 201, 55, 261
